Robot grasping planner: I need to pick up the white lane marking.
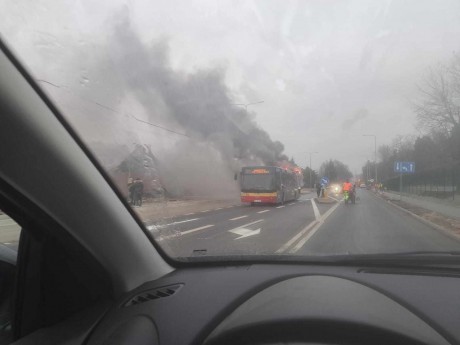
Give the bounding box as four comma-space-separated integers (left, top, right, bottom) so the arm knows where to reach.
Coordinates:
200, 210, 210, 213
287, 203, 295, 206
289, 201, 342, 253
275, 220, 318, 254
257, 210, 270, 214
184, 213, 195, 216
276, 205, 285, 209
227, 219, 264, 234
311, 199, 321, 220
172, 218, 199, 225
276, 200, 342, 253
181, 224, 214, 235
147, 218, 199, 231
214, 208, 223, 210
230, 228, 261, 239
230, 215, 248, 221
329, 195, 340, 201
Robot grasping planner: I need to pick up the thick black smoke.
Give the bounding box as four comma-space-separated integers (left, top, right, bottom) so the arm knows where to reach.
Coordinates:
107, 14, 287, 165
65, 12, 289, 199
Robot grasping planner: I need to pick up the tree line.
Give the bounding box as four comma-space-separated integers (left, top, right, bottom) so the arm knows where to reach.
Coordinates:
363, 54, 460, 193
302, 159, 353, 187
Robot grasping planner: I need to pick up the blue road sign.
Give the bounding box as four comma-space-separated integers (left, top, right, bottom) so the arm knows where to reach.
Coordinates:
320, 177, 329, 186
394, 161, 415, 173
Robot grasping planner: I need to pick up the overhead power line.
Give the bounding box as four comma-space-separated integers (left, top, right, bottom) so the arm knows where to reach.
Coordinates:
35, 79, 189, 138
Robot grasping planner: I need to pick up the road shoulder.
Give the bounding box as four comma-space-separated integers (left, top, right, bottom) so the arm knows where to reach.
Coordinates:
377, 193, 460, 242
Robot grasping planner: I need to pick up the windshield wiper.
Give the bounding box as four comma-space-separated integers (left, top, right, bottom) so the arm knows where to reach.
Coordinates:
178, 252, 460, 267
341, 251, 460, 257
323, 251, 460, 267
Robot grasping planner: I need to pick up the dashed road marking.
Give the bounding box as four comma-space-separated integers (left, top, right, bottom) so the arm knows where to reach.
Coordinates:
276, 220, 318, 254
184, 212, 195, 216
230, 215, 248, 221
230, 228, 261, 240
276, 205, 285, 209
257, 210, 270, 214
147, 218, 199, 231
289, 200, 342, 253
181, 224, 214, 235
228, 219, 264, 232
173, 218, 199, 224
200, 210, 210, 213
311, 199, 321, 220
276, 200, 342, 254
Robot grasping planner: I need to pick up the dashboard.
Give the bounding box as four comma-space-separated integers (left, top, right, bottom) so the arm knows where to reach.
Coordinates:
86, 264, 460, 345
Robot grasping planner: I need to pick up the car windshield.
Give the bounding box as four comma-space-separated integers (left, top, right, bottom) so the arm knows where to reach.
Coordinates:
1, 1, 460, 262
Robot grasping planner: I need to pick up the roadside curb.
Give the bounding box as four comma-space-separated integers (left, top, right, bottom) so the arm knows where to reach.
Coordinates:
376, 194, 460, 244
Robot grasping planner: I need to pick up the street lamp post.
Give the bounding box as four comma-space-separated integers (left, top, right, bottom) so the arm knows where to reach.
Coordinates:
363, 135, 377, 184
230, 101, 264, 169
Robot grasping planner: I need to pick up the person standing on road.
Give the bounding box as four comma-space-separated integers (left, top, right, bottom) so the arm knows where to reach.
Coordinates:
128, 178, 135, 205
342, 179, 353, 193
316, 183, 321, 198
342, 179, 354, 203
134, 179, 144, 206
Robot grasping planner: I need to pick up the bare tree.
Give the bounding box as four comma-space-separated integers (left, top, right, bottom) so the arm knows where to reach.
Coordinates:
413, 60, 460, 135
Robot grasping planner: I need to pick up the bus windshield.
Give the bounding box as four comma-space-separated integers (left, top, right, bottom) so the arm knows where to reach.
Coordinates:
241, 174, 276, 191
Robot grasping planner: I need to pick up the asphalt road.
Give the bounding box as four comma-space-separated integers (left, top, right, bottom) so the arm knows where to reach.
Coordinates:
299, 189, 460, 255
149, 189, 460, 258
2, 190, 460, 258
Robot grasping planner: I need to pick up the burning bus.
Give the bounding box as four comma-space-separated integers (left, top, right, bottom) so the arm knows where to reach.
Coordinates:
240, 166, 302, 205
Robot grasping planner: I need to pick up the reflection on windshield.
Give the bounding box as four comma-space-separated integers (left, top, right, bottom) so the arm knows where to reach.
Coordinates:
2, 0, 460, 261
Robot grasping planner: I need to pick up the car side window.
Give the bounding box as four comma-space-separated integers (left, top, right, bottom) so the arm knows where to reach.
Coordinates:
0, 210, 20, 344
0, 211, 20, 253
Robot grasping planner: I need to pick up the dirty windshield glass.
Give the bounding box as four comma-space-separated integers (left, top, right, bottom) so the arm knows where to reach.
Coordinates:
1, 1, 460, 261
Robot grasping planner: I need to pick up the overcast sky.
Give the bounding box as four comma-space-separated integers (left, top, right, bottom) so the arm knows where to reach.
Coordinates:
2, 0, 460, 173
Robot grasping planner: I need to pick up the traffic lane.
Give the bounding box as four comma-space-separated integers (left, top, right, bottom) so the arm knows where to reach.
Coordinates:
164, 200, 315, 257
147, 197, 314, 235
298, 190, 460, 255
163, 199, 333, 257
147, 201, 280, 228
146, 203, 258, 238
145, 203, 242, 225
151, 196, 318, 237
